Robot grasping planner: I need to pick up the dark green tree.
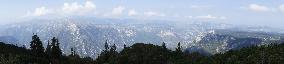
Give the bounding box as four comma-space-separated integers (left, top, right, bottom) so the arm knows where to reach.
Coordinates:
66, 47, 81, 64
51, 37, 62, 59
45, 40, 52, 62
45, 40, 52, 54
123, 44, 127, 49
162, 42, 167, 50
110, 44, 117, 53
161, 42, 170, 63
104, 40, 109, 52
109, 44, 118, 63
175, 42, 183, 53
71, 48, 75, 56
29, 34, 45, 57
173, 42, 185, 64
96, 40, 110, 64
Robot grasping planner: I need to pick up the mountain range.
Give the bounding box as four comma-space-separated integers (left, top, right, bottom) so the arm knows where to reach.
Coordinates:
0, 17, 283, 58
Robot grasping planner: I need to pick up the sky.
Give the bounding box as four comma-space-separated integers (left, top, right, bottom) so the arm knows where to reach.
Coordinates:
1, 0, 284, 28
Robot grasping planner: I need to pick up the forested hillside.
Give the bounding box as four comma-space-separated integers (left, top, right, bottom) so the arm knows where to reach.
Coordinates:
0, 34, 284, 64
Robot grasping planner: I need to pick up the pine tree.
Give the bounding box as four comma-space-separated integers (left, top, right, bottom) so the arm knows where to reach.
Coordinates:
96, 40, 110, 64
29, 34, 45, 57
45, 40, 52, 60
45, 40, 51, 54
161, 42, 169, 63
51, 37, 62, 59
123, 44, 127, 49
176, 42, 182, 53
109, 44, 118, 63
47, 37, 62, 64
162, 42, 167, 50
174, 42, 184, 64
104, 40, 109, 52
71, 48, 75, 56
110, 44, 117, 53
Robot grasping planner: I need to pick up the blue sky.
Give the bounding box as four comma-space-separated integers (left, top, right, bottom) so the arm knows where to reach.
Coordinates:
1, 0, 284, 28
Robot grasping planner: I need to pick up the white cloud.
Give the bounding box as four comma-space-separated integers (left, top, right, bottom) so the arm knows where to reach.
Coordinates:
248, 4, 269, 12
26, 1, 175, 19
279, 4, 284, 12
27, 1, 97, 17
128, 9, 138, 16
62, 1, 96, 15
28, 6, 50, 16
144, 11, 165, 17
111, 6, 125, 16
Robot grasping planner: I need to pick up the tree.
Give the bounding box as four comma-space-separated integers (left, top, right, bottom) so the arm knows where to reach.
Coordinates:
175, 42, 183, 53
123, 44, 127, 49
71, 48, 75, 56
50, 37, 62, 59
96, 40, 110, 64
45, 40, 51, 54
104, 40, 109, 52
45, 40, 52, 61
43, 37, 62, 64
30, 34, 45, 57
161, 42, 170, 63
109, 44, 118, 63
67, 47, 81, 64
162, 42, 167, 50
173, 42, 185, 64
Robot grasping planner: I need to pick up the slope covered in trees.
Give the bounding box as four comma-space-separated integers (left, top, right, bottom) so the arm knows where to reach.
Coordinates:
0, 34, 284, 64
0, 35, 93, 64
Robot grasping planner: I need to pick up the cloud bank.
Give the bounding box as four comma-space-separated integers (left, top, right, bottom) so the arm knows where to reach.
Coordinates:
248, 4, 269, 12
25, 1, 228, 21
27, 1, 96, 16
27, 6, 50, 16
61, 1, 96, 15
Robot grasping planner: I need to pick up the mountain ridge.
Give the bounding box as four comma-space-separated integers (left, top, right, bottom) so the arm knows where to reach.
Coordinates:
0, 17, 283, 57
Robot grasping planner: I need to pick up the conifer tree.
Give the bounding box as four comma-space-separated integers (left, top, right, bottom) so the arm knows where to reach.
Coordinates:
162, 42, 167, 50
96, 40, 110, 64
71, 48, 75, 56
123, 44, 127, 49
51, 37, 62, 59
45, 40, 52, 59
104, 40, 109, 52
176, 42, 182, 53
30, 34, 45, 57
109, 44, 118, 63
110, 44, 117, 53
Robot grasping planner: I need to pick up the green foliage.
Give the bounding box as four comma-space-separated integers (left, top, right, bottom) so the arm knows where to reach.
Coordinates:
0, 35, 91, 64
96, 40, 119, 64
212, 43, 284, 64
0, 42, 49, 64
117, 43, 170, 64
44, 37, 63, 64
1, 34, 284, 64
30, 34, 45, 57
50, 37, 62, 59
95, 42, 284, 64
175, 42, 183, 54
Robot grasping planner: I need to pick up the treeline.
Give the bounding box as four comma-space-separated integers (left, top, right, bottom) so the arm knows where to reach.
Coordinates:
0, 34, 93, 64
0, 34, 284, 64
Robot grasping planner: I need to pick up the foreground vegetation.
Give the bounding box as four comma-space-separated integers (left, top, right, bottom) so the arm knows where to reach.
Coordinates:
0, 34, 284, 64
